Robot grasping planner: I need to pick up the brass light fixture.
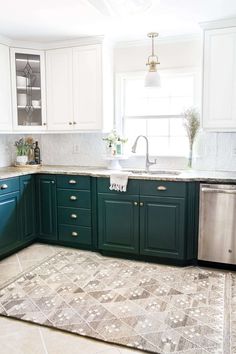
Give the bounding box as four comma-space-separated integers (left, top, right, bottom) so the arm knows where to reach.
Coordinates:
144, 32, 161, 87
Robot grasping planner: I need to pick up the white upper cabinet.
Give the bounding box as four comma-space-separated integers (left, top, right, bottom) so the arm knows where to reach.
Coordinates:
73, 45, 102, 130
46, 42, 113, 132
202, 25, 236, 131
10, 48, 47, 131
0, 44, 12, 132
46, 48, 73, 130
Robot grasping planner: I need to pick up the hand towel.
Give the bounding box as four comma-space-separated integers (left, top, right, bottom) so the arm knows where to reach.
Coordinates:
109, 172, 129, 192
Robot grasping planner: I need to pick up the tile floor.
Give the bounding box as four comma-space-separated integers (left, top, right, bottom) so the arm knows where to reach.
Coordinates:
0, 243, 144, 354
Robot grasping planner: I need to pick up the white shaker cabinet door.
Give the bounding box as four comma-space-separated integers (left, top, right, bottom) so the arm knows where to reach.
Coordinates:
46, 48, 73, 130
73, 45, 102, 130
203, 27, 236, 131
0, 44, 12, 132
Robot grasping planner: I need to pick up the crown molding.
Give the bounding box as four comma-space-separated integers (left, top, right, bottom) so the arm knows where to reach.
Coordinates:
114, 33, 201, 48
200, 17, 236, 30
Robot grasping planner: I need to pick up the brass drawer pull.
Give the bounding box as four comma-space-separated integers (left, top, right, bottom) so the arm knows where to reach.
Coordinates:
157, 186, 167, 191
0, 184, 8, 190
70, 214, 78, 219
70, 195, 77, 201
140, 202, 144, 206
134, 201, 138, 206
69, 179, 77, 184
72, 232, 78, 237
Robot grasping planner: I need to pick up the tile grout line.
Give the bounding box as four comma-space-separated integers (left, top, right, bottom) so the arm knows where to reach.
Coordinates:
16, 254, 23, 272
38, 327, 49, 354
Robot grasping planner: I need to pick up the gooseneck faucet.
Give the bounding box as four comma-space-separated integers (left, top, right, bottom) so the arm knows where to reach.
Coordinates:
131, 135, 157, 172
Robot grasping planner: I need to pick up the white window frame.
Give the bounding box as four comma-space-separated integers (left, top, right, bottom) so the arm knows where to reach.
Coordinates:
115, 67, 201, 156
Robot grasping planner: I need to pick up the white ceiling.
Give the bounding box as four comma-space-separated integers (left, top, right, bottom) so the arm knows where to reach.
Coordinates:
0, 0, 236, 42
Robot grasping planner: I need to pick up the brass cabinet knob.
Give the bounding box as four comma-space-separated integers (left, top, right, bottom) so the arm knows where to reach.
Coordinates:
70, 195, 77, 201
157, 186, 167, 191
73, 122, 77, 125
69, 179, 77, 184
140, 202, 144, 206
70, 214, 78, 219
0, 184, 8, 190
72, 232, 78, 237
69, 122, 73, 125
51, 181, 55, 184
134, 201, 138, 206
43, 122, 47, 126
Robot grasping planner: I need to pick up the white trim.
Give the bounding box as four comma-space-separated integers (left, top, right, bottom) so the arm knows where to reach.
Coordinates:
200, 17, 236, 30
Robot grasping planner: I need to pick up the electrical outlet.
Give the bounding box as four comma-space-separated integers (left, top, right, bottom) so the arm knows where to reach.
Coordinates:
73, 144, 79, 154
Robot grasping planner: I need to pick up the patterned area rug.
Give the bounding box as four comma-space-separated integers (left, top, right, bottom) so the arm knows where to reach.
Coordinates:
0, 249, 232, 354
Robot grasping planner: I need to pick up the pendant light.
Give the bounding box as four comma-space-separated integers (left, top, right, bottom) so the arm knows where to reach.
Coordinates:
144, 32, 161, 87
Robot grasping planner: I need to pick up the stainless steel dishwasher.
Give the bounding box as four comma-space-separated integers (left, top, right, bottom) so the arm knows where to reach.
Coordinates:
198, 183, 236, 264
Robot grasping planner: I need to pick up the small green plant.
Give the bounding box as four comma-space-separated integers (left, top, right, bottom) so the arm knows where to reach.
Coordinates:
14, 137, 32, 156
183, 107, 200, 167
103, 129, 128, 146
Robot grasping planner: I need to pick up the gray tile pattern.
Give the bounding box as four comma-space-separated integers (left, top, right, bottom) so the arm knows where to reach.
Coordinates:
0, 249, 229, 354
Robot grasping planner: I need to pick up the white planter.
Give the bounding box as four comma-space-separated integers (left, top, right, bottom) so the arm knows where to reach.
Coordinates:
16, 155, 28, 165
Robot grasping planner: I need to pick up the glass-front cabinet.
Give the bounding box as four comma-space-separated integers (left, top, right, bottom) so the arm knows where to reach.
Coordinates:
11, 48, 47, 130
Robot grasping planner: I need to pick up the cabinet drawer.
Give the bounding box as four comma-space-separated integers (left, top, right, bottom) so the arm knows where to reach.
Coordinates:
57, 189, 91, 208
97, 178, 139, 195
57, 175, 90, 190
140, 180, 186, 198
58, 225, 92, 246
58, 207, 91, 227
0, 177, 19, 196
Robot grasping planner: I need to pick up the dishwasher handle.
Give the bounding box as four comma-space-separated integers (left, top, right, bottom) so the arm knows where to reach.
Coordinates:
201, 187, 236, 195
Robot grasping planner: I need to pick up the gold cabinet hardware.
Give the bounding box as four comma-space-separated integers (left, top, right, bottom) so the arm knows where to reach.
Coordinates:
134, 201, 138, 206
43, 122, 47, 126
69, 179, 77, 184
73, 122, 77, 125
70, 195, 77, 201
69, 122, 73, 125
70, 214, 78, 219
140, 202, 144, 206
0, 184, 8, 190
72, 231, 78, 237
51, 181, 55, 184
157, 186, 167, 191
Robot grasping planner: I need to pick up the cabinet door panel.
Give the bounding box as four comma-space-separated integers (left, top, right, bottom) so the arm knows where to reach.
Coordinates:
73, 45, 102, 130
0, 192, 20, 251
37, 175, 57, 240
140, 196, 185, 259
46, 48, 73, 130
20, 175, 36, 241
0, 44, 12, 131
98, 194, 139, 254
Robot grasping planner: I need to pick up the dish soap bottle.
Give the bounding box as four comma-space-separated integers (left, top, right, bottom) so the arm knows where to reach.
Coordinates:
34, 141, 41, 164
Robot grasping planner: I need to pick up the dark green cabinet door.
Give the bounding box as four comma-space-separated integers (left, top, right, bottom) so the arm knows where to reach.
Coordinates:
140, 196, 185, 259
36, 175, 57, 240
98, 194, 139, 254
20, 175, 36, 241
0, 192, 20, 253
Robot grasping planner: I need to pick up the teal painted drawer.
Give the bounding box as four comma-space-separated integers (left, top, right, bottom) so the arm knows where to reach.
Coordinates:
0, 177, 19, 196
58, 225, 92, 246
57, 175, 90, 190
57, 189, 91, 208
140, 180, 186, 198
97, 178, 139, 195
58, 207, 91, 227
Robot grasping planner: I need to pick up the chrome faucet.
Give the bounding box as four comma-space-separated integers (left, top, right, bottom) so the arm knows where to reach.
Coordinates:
131, 135, 157, 172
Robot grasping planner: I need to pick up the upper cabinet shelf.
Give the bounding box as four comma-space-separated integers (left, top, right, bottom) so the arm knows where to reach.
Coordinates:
202, 20, 236, 131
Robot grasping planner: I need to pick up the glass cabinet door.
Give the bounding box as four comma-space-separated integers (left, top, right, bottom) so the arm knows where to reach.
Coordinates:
11, 49, 46, 130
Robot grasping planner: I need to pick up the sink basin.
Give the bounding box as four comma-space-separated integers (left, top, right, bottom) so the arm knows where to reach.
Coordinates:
127, 170, 181, 176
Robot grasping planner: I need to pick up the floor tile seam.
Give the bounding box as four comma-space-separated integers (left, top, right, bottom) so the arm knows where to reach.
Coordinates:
38, 327, 50, 354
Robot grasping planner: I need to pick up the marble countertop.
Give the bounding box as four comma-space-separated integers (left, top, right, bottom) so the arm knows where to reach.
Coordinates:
1, 165, 236, 183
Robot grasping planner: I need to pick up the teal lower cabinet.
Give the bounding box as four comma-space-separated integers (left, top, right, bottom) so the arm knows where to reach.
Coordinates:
20, 175, 36, 242
36, 175, 57, 240
0, 178, 21, 257
56, 175, 92, 249
139, 196, 185, 259
98, 194, 140, 254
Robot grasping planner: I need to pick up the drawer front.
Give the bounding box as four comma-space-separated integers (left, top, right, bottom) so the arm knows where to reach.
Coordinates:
58, 207, 91, 227
140, 180, 186, 198
0, 177, 19, 196
97, 178, 139, 195
57, 189, 91, 208
58, 225, 92, 246
57, 175, 90, 190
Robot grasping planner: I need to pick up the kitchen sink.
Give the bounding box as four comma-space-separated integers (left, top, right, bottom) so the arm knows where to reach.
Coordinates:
126, 170, 181, 175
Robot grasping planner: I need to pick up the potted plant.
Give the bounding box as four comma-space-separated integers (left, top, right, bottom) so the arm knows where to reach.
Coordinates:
183, 107, 200, 168
14, 137, 32, 165
103, 129, 128, 156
